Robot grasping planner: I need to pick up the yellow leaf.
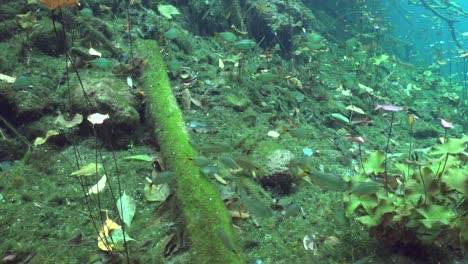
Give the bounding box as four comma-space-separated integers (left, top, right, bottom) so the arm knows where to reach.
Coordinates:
97, 212, 121, 251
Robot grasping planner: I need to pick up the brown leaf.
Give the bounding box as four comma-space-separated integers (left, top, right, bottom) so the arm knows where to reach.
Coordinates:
39, 0, 79, 10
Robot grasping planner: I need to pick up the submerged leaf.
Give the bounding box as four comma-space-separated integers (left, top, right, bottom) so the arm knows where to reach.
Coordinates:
87, 113, 110, 125
106, 229, 135, 251
430, 136, 468, 155
55, 113, 83, 128
34, 130, 59, 146
144, 183, 170, 202
117, 191, 136, 227
416, 205, 457, 228
153, 171, 175, 185
158, 4, 180, 19
39, 0, 79, 10
123, 154, 153, 162
363, 151, 385, 174
331, 113, 350, 123
97, 212, 122, 251
87, 175, 107, 195
70, 162, 103, 176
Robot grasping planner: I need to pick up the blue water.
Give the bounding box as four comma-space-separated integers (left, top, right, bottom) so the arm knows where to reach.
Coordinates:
383, 0, 468, 77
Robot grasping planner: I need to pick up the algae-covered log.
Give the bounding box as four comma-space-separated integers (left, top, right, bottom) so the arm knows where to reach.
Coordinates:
138, 40, 242, 263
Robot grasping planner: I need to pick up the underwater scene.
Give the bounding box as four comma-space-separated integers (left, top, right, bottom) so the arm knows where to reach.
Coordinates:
0, 0, 467, 263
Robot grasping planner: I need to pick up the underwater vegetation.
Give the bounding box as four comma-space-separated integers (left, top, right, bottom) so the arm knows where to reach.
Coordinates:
0, 0, 467, 263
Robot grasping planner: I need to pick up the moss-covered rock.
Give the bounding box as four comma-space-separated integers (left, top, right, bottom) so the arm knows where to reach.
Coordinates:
225, 93, 251, 112
0, 42, 20, 72
30, 20, 66, 56
70, 75, 140, 134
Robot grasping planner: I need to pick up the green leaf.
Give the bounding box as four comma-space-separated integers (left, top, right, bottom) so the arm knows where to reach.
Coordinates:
345, 195, 362, 217
416, 205, 457, 228
70, 163, 103, 176
153, 171, 175, 185
157, 4, 180, 19
123, 155, 153, 162
117, 191, 136, 227
363, 151, 385, 174
430, 136, 468, 155
357, 198, 394, 227
442, 168, 468, 196
331, 113, 350, 123
107, 229, 135, 251
373, 54, 389, 66
144, 183, 171, 202
34, 130, 60, 146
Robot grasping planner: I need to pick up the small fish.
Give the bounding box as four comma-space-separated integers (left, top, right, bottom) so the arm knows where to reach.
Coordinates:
350, 181, 383, 195
306, 171, 348, 192
219, 156, 241, 170
188, 155, 210, 167
241, 196, 272, 219
199, 142, 232, 154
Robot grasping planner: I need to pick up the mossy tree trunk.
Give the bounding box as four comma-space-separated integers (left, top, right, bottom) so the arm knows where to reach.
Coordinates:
137, 40, 242, 263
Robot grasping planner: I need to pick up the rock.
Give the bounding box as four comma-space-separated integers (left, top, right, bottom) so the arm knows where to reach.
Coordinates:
0, 138, 26, 160
265, 149, 295, 174
0, 76, 55, 121
70, 76, 140, 136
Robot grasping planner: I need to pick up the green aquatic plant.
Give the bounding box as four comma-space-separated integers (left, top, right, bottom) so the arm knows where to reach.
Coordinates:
345, 136, 468, 252
374, 104, 404, 191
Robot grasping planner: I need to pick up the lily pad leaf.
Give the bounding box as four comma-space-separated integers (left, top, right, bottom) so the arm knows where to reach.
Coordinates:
117, 191, 136, 227
70, 162, 103, 176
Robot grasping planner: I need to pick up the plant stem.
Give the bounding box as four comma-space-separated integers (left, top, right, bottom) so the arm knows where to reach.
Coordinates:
418, 165, 427, 206
383, 112, 395, 191
359, 143, 366, 174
